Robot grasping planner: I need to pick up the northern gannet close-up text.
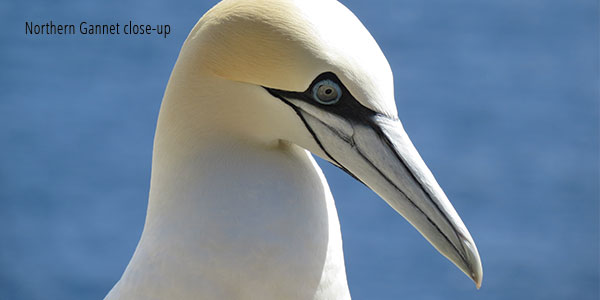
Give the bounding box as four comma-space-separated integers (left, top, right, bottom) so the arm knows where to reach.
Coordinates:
105, 0, 483, 299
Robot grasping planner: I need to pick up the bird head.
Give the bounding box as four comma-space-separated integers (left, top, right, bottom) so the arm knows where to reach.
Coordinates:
167, 0, 482, 288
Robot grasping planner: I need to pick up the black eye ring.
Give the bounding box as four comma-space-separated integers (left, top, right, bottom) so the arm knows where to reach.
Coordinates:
312, 79, 342, 105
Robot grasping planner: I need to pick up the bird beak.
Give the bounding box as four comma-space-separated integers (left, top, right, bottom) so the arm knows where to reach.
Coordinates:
264, 82, 482, 287
295, 107, 483, 288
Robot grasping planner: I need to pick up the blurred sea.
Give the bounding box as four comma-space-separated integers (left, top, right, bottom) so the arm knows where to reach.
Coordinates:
1, 0, 598, 299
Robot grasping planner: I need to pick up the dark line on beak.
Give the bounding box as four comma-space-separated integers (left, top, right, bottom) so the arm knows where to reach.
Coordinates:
370, 121, 470, 265
311, 117, 466, 264
352, 136, 467, 264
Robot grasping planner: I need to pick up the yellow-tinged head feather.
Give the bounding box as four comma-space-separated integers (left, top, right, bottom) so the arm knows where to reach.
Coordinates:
180, 0, 397, 117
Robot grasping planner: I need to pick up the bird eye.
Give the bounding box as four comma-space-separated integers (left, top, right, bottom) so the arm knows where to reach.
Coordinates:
312, 79, 342, 105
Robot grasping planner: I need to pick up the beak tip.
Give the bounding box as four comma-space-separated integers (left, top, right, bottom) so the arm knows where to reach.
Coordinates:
469, 256, 483, 290
472, 272, 482, 290
459, 235, 483, 290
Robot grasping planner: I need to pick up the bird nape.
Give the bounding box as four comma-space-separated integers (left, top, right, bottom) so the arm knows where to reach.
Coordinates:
105, 0, 482, 299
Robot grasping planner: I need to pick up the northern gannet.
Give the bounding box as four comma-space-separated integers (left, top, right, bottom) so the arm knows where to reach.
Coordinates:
106, 0, 483, 299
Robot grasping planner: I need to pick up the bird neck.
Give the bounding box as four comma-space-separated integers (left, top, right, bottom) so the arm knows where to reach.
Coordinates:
107, 88, 350, 299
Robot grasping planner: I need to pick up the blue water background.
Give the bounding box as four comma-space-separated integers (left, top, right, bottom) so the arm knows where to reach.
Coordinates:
1, 0, 598, 299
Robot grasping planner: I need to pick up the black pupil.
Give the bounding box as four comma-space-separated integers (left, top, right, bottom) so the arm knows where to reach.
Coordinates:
315, 82, 339, 103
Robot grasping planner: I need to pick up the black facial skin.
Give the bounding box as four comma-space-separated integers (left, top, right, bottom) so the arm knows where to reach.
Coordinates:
262, 72, 470, 269
263, 72, 370, 182
263, 71, 390, 167
264, 72, 386, 124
